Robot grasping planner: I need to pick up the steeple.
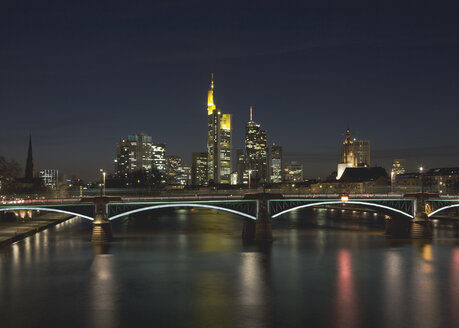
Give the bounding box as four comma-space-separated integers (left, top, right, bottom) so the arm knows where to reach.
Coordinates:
207, 73, 216, 114
25, 134, 34, 181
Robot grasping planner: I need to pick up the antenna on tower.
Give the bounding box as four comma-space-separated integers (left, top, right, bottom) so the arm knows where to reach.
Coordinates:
249, 106, 253, 121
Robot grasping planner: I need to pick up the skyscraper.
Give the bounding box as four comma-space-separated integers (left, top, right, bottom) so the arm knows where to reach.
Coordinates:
191, 152, 208, 186
206, 74, 232, 184
235, 148, 248, 185
165, 155, 182, 184
391, 159, 406, 185
116, 133, 154, 179
245, 106, 268, 181
269, 144, 283, 183
152, 143, 166, 174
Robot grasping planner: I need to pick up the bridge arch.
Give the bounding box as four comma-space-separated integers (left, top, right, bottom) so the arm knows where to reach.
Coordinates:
0, 207, 94, 221
428, 204, 459, 217
108, 203, 256, 221
271, 201, 414, 219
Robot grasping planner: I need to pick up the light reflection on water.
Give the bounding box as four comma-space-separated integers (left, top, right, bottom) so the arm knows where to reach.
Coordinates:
0, 209, 458, 327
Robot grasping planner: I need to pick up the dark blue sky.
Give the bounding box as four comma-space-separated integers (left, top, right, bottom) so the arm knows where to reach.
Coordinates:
1, 1, 458, 180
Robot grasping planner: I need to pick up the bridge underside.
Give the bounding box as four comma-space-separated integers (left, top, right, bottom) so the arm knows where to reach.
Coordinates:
269, 199, 415, 219
0, 204, 96, 221
107, 201, 258, 221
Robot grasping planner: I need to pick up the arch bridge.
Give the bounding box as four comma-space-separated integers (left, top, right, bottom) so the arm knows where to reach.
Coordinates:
1, 193, 458, 241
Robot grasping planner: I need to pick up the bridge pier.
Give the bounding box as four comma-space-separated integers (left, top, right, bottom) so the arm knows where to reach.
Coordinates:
91, 198, 112, 243
385, 194, 433, 239
410, 196, 433, 238
254, 196, 272, 241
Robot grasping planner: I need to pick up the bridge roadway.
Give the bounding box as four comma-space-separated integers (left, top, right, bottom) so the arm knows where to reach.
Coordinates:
1, 193, 459, 241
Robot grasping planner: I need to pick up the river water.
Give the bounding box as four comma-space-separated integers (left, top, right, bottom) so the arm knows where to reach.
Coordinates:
1, 208, 458, 328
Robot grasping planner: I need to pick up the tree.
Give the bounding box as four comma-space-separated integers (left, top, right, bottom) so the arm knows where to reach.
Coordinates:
127, 168, 162, 188
0, 156, 21, 191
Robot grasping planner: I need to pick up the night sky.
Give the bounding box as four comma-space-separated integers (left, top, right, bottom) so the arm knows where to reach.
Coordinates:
1, 1, 458, 181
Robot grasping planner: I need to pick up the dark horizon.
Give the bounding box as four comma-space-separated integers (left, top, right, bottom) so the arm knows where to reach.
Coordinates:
1, 1, 458, 181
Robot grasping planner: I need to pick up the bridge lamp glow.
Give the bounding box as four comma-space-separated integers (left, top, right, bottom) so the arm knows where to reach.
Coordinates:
340, 195, 349, 202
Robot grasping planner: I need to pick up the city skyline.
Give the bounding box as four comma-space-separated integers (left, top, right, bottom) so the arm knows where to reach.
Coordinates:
1, 2, 459, 180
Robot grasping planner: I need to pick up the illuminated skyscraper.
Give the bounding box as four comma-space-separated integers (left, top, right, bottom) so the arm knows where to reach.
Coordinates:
245, 106, 268, 181
269, 144, 283, 183
391, 159, 406, 184
206, 74, 232, 184
116, 133, 154, 179
165, 155, 181, 184
191, 152, 208, 186
152, 143, 166, 174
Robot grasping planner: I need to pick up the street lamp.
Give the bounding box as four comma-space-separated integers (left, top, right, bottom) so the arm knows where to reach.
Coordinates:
419, 166, 424, 194
99, 169, 106, 197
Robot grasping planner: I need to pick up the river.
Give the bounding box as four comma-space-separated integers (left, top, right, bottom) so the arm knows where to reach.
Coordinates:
1, 208, 458, 328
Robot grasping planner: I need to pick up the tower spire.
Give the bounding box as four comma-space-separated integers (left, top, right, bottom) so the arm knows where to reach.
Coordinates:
207, 73, 216, 114
250, 106, 253, 121
25, 134, 34, 181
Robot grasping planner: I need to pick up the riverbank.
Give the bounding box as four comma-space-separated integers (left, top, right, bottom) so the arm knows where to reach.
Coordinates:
0, 213, 74, 248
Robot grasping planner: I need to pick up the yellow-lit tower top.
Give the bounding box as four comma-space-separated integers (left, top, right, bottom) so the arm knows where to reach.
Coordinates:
207, 73, 216, 115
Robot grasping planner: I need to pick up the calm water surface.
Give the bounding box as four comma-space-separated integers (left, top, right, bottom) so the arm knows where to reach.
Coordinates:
1, 208, 459, 328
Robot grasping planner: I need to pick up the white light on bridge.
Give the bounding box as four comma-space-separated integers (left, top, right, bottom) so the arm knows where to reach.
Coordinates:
341, 195, 349, 202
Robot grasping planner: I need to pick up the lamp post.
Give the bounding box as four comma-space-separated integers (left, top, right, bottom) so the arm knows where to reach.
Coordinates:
99, 169, 106, 197
419, 166, 424, 194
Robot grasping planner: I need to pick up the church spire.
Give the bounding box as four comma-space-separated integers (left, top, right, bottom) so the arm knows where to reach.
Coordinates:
25, 134, 34, 181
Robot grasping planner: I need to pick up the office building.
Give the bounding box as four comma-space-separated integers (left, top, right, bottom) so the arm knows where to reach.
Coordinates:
152, 143, 166, 174
116, 133, 154, 179
165, 155, 182, 184
191, 152, 208, 186
39, 169, 58, 190
269, 144, 282, 183
391, 159, 406, 185
245, 106, 268, 181
285, 161, 303, 182
206, 74, 232, 184
177, 165, 192, 185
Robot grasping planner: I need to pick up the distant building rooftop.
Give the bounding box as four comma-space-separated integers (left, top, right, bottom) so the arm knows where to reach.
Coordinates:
339, 167, 388, 183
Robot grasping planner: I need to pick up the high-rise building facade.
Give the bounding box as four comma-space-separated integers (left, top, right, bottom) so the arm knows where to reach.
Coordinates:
165, 155, 182, 184
391, 159, 406, 184
177, 165, 192, 185
191, 152, 208, 186
354, 140, 370, 167
39, 169, 58, 190
236, 148, 248, 185
116, 133, 154, 179
152, 143, 166, 174
269, 145, 283, 183
285, 161, 303, 182
206, 74, 232, 184
245, 106, 268, 181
